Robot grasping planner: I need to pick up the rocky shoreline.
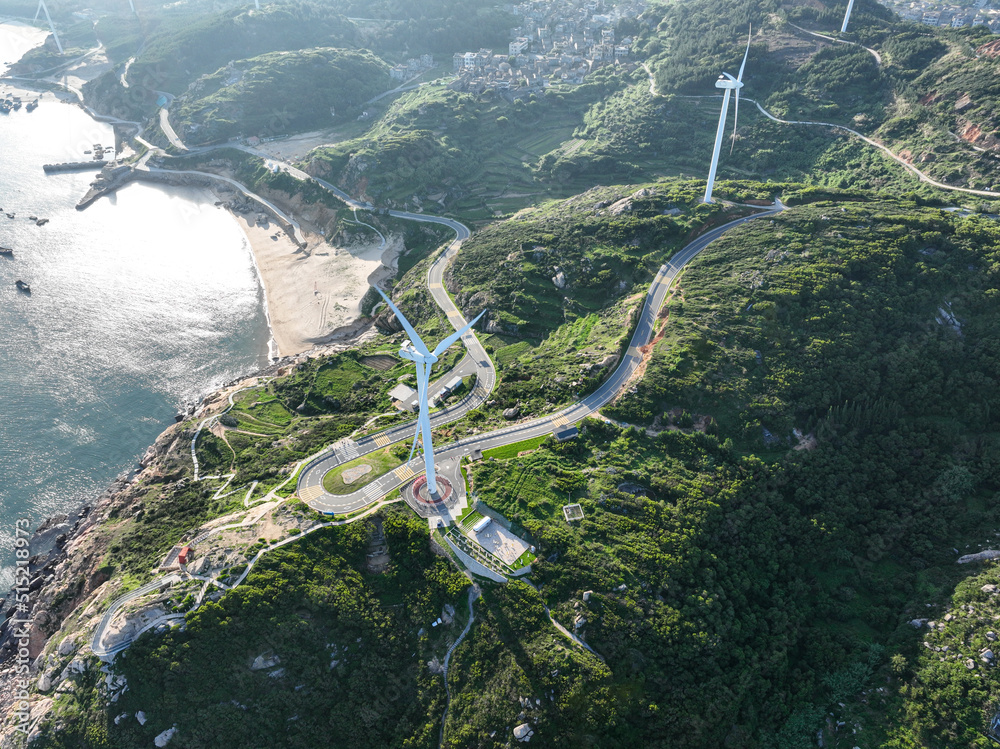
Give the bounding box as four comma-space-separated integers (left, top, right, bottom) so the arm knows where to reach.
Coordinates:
0, 319, 381, 740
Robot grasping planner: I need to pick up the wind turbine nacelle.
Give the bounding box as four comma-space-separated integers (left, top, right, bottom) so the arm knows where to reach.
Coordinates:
716, 73, 741, 90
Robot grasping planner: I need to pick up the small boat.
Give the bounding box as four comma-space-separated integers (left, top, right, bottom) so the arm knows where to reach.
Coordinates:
0, 247, 12, 255
5, 213, 13, 219
15, 280, 30, 293
27, 215, 37, 221
36, 218, 48, 226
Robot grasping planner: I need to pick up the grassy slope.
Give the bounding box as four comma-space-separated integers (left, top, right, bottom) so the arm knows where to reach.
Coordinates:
608, 199, 1000, 443
637, 0, 1000, 194
127, 5, 359, 95
451, 199, 1000, 748
29, 183, 1000, 748
37, 510, 468, 749
442, 179, 743, 419
173, 48, 391, 146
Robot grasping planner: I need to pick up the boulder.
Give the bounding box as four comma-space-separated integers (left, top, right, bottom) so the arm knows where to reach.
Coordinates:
958, 550, 1000, 564
583, 590, 593, 602
514, 723, 534, 742
155, 727, 177, 747
552, 271, 567, 289
37, 673, 51, 692
966, 659, 977, 669
57, 636, 78, 656
136, 711, 147, 725
983, 584, 998, 594
251, 653, 280, 671
503, 407, 520, 420
67, 657, 86, 675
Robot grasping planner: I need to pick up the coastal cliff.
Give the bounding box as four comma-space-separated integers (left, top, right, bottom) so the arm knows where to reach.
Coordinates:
0, 364, 290, 743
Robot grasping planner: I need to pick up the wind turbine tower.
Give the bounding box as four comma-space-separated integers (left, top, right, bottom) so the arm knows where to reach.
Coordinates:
841, 0, 855, 32
376, 289, 485, 500
34, 0, 63, 54
703, 27, 751, 204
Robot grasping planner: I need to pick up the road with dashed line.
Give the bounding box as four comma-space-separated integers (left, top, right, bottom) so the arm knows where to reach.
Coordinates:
296, 206, 781, 514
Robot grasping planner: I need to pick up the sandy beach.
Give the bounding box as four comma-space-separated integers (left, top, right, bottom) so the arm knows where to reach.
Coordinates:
3, 18, 398, 361
230, 212, 401, 357
0, 21, 48, 71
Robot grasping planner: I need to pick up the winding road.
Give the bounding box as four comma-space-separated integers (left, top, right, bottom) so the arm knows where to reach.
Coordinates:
642, 52, 1000, 199
294, 199, 780, 515
295, 207, 496, 513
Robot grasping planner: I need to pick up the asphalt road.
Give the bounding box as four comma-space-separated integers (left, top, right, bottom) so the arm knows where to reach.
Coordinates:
90, 574, 180, 657
297, 207, 780, 514
159, 105, 186, 151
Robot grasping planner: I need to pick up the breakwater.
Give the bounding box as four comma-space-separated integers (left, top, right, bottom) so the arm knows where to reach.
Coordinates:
42, 160, 106, 173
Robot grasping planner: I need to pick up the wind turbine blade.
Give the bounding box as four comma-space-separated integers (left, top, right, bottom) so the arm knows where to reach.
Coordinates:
375, 288, 431, 356
34, 0, 41, 21
737, 24, 751, 83
407, 427, 420, 462
730, 88, 739, 156
431, 310, 486, 358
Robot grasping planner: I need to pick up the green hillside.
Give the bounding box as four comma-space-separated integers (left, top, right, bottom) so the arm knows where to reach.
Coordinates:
173, 48, 391, 146
125, 4, 358, 95
25, 181, 1000, 748
438, 180, 749, 419
456, 197, 1000, 748
294, 0, 1000, 213
636, 0, 1000, 193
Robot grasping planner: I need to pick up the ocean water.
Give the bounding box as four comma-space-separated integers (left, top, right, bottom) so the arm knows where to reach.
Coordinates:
0, 90, 270, 584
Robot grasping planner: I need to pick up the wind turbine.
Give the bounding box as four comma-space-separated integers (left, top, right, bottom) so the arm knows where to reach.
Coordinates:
34, 0, 63, 54
703, 27, 751, 204
841, 0, 855, 32
376, 288, 485, 499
